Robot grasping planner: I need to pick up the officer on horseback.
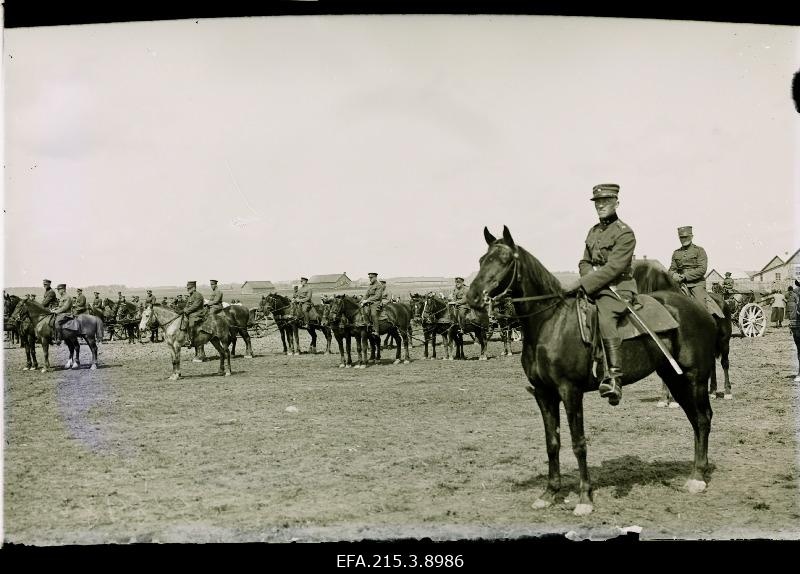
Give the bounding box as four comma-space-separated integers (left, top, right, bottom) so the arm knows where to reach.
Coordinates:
182, 281, 205, 345
208, 280, 223, 313
669, 226, 708, 309
74, 288, 88, 315
722, 272, 735, 297
51, 283, 74, 345
293, 277, 316, 324
449, 277, 469, 333
42, 279, 57, 310
92, 291, 103, 313
563, 183, 637, 406
361, 273, 385, 334
145, 289, 156, 308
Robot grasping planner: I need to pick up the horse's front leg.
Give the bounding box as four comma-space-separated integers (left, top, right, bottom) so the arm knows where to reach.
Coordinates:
41, 338, 51, 372
324, 327, 333, 354
402, 330, 411, 364
478, 330, 488, 361
87, 336, 98, 370
307, 327, 317, 354
169, 341, 181, 380
532, 385, 562, 509
335, 331, 346, 367
279, 325, 288, 354
561, 386, 593, 515
293, 325, 301, 355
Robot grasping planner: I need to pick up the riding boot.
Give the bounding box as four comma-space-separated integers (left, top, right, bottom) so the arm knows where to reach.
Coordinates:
598, 338, 623, 406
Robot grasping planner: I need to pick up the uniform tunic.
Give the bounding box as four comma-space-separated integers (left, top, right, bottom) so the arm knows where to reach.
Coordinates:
363, 280, 385, 329
208, 287, 223, 312
42, 288, 57, 309
92, 297, 104, 311
73, 293, 88, 314
669, 243, 708, 308
145, 294, 157, 307
578, 214, 637, 339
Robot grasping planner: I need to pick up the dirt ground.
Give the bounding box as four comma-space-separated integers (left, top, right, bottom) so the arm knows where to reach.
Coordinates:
3, 323, 799, 544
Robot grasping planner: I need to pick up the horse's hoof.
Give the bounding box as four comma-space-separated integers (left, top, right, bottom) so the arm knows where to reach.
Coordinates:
41, 368, 47, 373
244, 355, 253, 359
668, 402, 680, 409
90, 364, 97, 370
403, 360, 410, 365
479, 356, 488, 361
345, 365, 352, 369
656, 401, 667, 408
573, 503, 594, 516
393, 359, 401, 365
338, 364, 345, 368
724, 393, 733, 400
685, 479, 707, 494
192, 358, 204, 363
225, 371, 232, 377
72, 363, 80, 370
21, 366, 29, 371
532, 498, 551, 510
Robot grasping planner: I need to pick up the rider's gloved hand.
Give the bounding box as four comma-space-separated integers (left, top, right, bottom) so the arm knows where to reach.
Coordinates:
562, 278, 584, 294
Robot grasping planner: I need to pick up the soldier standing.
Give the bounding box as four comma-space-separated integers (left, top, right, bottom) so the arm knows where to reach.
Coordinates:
563, 183, 637, 406
42, 279, 57, 309
361, 273, 385, 334
668, 226, 708, 309
448, 277, 469, 333
73, 288, 88, 315
208, 280, 223, 313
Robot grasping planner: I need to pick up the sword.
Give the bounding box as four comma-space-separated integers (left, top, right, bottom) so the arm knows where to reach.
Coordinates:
607, 284, 683, 376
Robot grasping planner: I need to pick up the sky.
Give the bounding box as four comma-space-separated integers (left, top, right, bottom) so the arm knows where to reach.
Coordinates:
3, 16, 798, 288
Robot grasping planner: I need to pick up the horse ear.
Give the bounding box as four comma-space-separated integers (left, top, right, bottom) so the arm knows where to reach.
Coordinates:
502, 225, 515, 248
484, 227, 496, 245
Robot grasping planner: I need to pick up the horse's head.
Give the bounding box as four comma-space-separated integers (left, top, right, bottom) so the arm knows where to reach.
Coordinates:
468, 226, 521, 309
410, 294, 425, 324
422, 292, 447, 323
139, 305, 154, 331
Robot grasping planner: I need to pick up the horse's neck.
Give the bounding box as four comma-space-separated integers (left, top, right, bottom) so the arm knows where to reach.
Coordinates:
154, 307, 179, 323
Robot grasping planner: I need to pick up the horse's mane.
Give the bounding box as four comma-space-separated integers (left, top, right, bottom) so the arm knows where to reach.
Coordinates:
631, 260, 681, 294
511, 244, 565, 295
24, 299, 51, 314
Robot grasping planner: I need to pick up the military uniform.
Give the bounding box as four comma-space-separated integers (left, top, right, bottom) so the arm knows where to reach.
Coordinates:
450, 280, 469, 331
42, 285, 57, 310
294, 280, 317, 323
722, 275, 735, 296
668, 227, 708, 309
208, 282, 223, 313
74, 291, 88, 315
362, 275, 385, 333
182, 283, 205, 329
576, 183, 636, 406
92, 293, 103, 313
52, 286, 74, 342
145, 292, 157, 307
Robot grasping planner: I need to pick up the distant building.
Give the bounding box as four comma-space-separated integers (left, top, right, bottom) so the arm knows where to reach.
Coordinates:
308, 273, 352, 290
387, 277, 453, 287
749, 249, 800, 292
706, 269, 750, 292
241, 281, 276, 294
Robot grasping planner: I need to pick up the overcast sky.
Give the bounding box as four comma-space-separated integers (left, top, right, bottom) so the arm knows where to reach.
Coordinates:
3, 16, 798, 287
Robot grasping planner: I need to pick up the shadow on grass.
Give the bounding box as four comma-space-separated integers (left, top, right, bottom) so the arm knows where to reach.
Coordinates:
509, 455, 717, 499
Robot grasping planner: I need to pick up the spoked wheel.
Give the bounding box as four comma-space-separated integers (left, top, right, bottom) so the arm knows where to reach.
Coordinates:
739, 303, 766, 337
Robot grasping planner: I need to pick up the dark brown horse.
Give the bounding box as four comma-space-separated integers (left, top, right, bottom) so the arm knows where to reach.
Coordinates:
195, 304, 255, 361
631, 260, 733, 401
415, 293, 452, 360
467, 227, 716, 515
8, 299, 39, 370
17, 299, 105, 371
4, 294, 22, 346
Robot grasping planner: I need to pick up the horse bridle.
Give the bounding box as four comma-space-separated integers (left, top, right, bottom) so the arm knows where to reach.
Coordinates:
482, 243, 565, 319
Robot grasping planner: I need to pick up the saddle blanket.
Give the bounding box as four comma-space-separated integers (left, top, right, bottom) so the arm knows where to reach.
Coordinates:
578, 294, 678, 344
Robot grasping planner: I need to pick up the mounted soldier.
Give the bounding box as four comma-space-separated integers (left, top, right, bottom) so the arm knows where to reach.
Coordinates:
669, 226, 708, 309
42, 279, 57, 310
722, 272, 735, 297
50, 283, 74, 345
144, 289, 157, 308
563, 183, 637, 406
293, 277, 317, 324
361, 272, 385, 334
73, 288, 88, 315
206, 280, 223, 314
92, 291, 104, 313
181, 281, 205, 345
448, 277, 469, 333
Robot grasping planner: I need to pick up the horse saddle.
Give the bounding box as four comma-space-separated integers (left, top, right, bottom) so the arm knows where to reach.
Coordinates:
577, 293, 679, 346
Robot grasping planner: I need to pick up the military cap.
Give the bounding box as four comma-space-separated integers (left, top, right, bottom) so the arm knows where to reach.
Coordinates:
677, 226, 693, 237
94, 291, 100, 295
56, 284, 67, 290
455, 277, 464, 282
76, 288, 83, 292
724, 272, 731, 277
43, 279, 51, 285
187, 281, 197, 288
147, 289, 152, 293
368, 272, 378, 277
210, 280, 218, 285
591, 183, 620, 201
300, 277, 308, 282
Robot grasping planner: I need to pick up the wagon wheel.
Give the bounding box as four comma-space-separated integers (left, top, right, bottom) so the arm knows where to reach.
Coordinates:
739, 303, 766, 337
